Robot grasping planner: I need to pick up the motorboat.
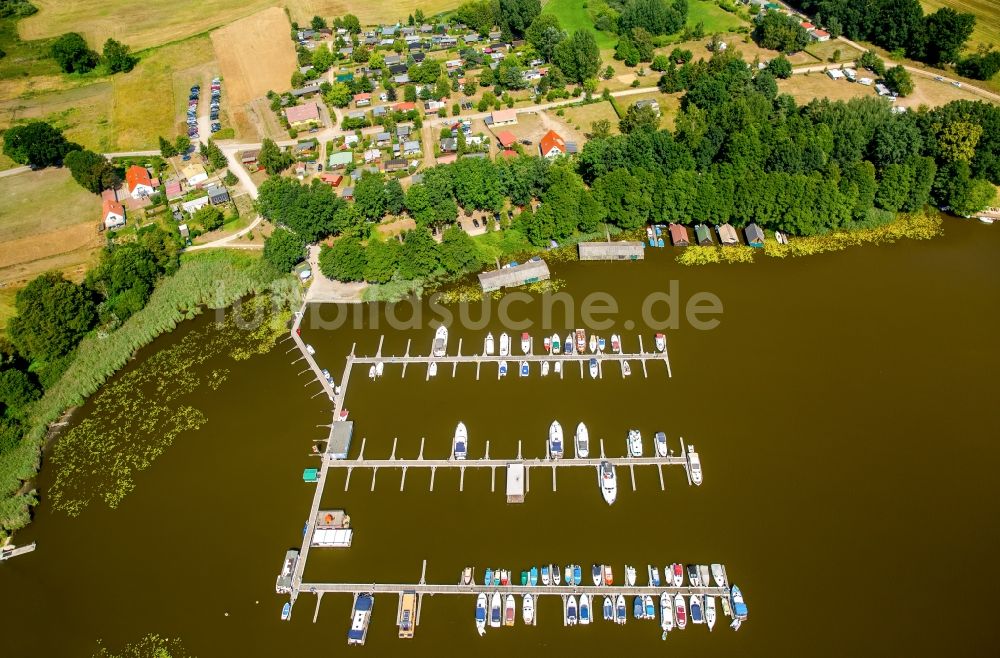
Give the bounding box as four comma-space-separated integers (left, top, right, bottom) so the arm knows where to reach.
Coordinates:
592, 564, 602, 587
485, 567, 493, 586
428, 362, 437, 377
462, 566, 473, 585
281, 602, 291, 621
521, 332, 531, 354
493, 569, 501, 586
564, 333, 574, 354
599, 461, 617, 505
548, 421, 564, 459
690, 595, 704, 624
603, 596, 614, 621
655, 333, 666, 352
519, 361, 529, 377
671, 563, 683, 587
490, 591, 502, 628
580, 594, 590, 626
498, 361, 508, 377
564, 565, 573, 585
615, 595, 627, 625
347, 593, 374, 645
554, 361, 562, 375
588, 334, 597, 353
632, 597, 643, 619
644, 596, 655, 620
654, 432, 667, 457
575, 422, 590, 458
573, 564, 582, 586
500, 570, 509, 586
687, 445, 703, 485
687, 564, 701, 587
625, 565, 637, 587
610, 334, 621, 353
566, 595, 578, 626
551, 333, 561, 354
706, 596, 716, 631
575, 329, 586, 353
485, 332, 495, 355
553, 564, 561, 585
520, 571, 528, 586
648, 565, 661, 587
589, 357, 598, 379
541, 361, 549, 377
453, 422, 468, 460
597, 336, 606, 351
504, 594, 516, 626
369, 365, 377, 379
541, 565, 550, 586
321, 368, 333, 384
627, 429, 642, 457
621, 360, 631, 377
660, 592, 674, 633
433, 325, 448, 357
711, 564, 728, 588
603, 565, 613, 585
674, 594, 687, 629
499, 332, 510, 357
544, 336, 551, 352
699, 565, 711, 589
306, 344, 315, 355
375, 361, 384, 377
731, 585, 748, 620
522, 594, 535, 625
476, 593, 487, 636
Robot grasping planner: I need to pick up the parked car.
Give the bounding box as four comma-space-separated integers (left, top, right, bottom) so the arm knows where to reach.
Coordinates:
472, 218, 479, 228
521, 139, 532, 145
317, 163, 323, 171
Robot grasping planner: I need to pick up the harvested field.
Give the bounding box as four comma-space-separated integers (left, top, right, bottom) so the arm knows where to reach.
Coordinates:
778, 73, 878, 104
211, 8, 296, 109
0, 168, 102, 288
0, 82, 115, 153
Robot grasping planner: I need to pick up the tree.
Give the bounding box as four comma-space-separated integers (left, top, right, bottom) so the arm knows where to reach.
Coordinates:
384, 179, 406, 215
50, 32, 98, 73
258, 138, 293, 175
312, 44, 335, 72
368, 52, 385, 71
159, 136, 178, 158
102, 38, 136, 73
256, 177, 348, 241
311, 15, 327, 30
752, 11, 809, 53
352, 45, 370, 63
956, 49, 1000, 81
884, 65, 914, 96
937, 121, 983, 164
193, 205, 224, 231
615, 37, 640, 67
263, 228, 306, 272
64, 149, 119, 193
923, 8, 975, 65
363, 237, 400, 283
525, 14, 565, 63
174, 135, 191, 154
354, 173, 387, 221
618, 0, 687, 36
324, 82, 352, 108
439, 225, 481, 273
591, 119, 612, 139
651, 54, 670, 71
0, 368, 40, 419
319, 238, 367, 281
205, 139, 228, 170
499, 0, 541, 38
8, 272, 96, 361
342, 14, 361, 33
3, 122, 75, 167
766, 54, 792, 79
753, 70, 778, 99
859, 49, 886, 76
398, 228, 439, 279
553, 29, 601, 84
619, 103, 660, 134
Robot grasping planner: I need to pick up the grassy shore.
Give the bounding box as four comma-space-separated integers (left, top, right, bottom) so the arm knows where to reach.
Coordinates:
0, 250, 285, 537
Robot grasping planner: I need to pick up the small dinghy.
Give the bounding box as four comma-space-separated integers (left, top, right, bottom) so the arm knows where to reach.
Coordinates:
281, 602, 291, 621
621, 360, 631, 377
603, 596, 614, 621
462, 566, 473, 585
541, 361, 549, 377
522, 594, 535, 625
579, 594, 591, 625
566, 595, 578, 626
476, 593, 487, 636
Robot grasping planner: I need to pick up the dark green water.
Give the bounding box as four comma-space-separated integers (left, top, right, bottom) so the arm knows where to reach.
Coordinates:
2, 219, 999, 657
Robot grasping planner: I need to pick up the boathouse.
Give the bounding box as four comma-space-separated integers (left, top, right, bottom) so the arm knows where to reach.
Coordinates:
578, 240, 645, 261
745, 223, 765, 247
312, 509, 353, 547
717, 223, 739, 244
668, 223, 690, 246
695, 224, 713, 245
478, 258, 550, 292
325, 421, 354, 459
506, 462, 525, 503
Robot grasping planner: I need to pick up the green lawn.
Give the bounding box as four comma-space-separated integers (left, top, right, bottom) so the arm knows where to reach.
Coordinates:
686, 0, 748, 34
542, 0, 617, 49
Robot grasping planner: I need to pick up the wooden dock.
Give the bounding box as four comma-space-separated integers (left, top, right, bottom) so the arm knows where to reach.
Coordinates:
0, 542, 36, 561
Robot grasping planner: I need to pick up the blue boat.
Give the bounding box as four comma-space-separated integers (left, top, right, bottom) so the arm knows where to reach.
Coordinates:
690, 595, 704, 624
649, 237, 655, 246
485, 567, 493, 586
731, 585, 748, 620
347, 594, 373, 645
603, 596, 614, 621
580, 595, 591, 624
519, 361, 529, 377
493, 569, 501, 586
499, 361, 508, 377
616, 596, 627, 624
573, 564, 582, 586
529, 566, 538, 586
644, 595, 655, 620
657, 237, 664, 247
541, 565, 550, 585
281, 602, 291, 621
654, 225, 662, 236
633, 596, 644, 619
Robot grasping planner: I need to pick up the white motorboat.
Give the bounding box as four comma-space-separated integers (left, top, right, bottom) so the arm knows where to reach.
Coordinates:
615, 594, 627, 625
504, 594, 516, 627
654, 333, 666, 352
597, 336, 606, 351
625, 565, 636, 587
498, 361, 507, 378
551, 333, 561, 355
433, 325, 448, 357
711, 563, 728, 588
660, 592, 674, 634
654, 431, 667, 457
453, 422, 468, 460
690, 594, 704, 625
428, 362, 438, 377
566, 595, 577, 626
548, 421, 564, 459
592, 564, 602, 587
599, 461, 616, 505
499, 332, 510, 357
730, 585, 748, 621
687, 445, 702, 485
521, 332, 531, 354
579, 593, 591, 625
670, 563, 683, 587
648, 565, 661, 587
610, 334, 621, 353
627, 429, 642, 457
706, 595, 716, 631
462, 567, 473, 585
541, 361, 549, 376
484, 333, 495, 355
589, 357, 598, 379
368, 365, 376, 379
519, 361, 529, 377
603, 596, 614, 621
306, 344, 315, 355
375, 361, 384, 377
554, 361, 562, 374
575, 422, 589, 458
476, 593, 487, 636
564, 333, 574, 354
699, 565, 711, 589
621, 360, 631, 377
588, 334, 597, 353
522, 593, 535, 625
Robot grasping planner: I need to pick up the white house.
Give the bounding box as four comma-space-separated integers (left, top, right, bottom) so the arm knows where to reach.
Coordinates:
102, 197, 125, 229
491, 109, 517, 126
539, 130, 566, 159
182, 196, 210, 213
182, 163, 208, 186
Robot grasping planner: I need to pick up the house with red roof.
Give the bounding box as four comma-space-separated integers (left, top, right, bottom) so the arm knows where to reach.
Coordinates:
810, 29, 830, 41
394, 102, 417, 112
496, 131, 517, 148
539, 130, 566, 159
125, 165, 155, 199
102, 197, 126, 229
353, 92, 372, 107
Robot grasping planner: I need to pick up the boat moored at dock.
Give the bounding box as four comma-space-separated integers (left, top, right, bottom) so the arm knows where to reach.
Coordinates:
522, 594, 535, 625
660, 592, 674, 633
671, 563, 683, 587
521, 332, 531, 354
687, 445, 703, 485
625, 564, 637, 587
551, 333, 560, 354
398, 591, 416, 639
499, 332, 510, 357
730, 585, 748, 621
432, 326, 448, 357
648, 565, 660, 587
453, 422, 468, 460
603, 596, 614, 621
579, 593, 591, 625
575, 422, 590, 458
504, 594, 516, 626
498, 361, 508, 377
644, 595, 655, 620
615, 595, 627, 625
490, 591, 502, 628
711, 564, 728, 588
519, 361, 529, 377
655, 333, 666, 352
589, 357, 598, 379
347, 593, 374, 645
476, 593, 487, 635
575, 329, 586, 353
706, 596, 716, 631
566, 595, 578, 626
591, 564, 602, 587
654, 432, 667, 458
588, 334, 597, 353
281, 602, 291, 621
548, 421, 564, 459
484, 333, 495, 355
699, 565, 711, 589
687, 564, 701, 587
599, 461, 617, 505
604, 565, 613, 585
627, 430, 643, 458
674, 594, 687, 629
564, 333, 574, 355
690, 594, 704, 624
611, 334, 621, 353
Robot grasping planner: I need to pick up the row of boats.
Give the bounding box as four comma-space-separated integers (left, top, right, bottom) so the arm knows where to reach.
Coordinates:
432, 326, 669, 359
465, 563, 729, 590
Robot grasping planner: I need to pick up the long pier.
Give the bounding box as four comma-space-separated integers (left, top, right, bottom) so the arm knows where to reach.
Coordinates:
300, 581, 730, 597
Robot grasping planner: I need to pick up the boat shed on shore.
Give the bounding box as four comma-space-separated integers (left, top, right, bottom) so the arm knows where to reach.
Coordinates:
745, 223, 765, 247
695, 224, 713, 245
325, 420, 354, 459
717, 223, 739, 244
578, 240, 644, 261
478, 258, 550, 292
669, 223, 690, 246
506, 462, 525, 503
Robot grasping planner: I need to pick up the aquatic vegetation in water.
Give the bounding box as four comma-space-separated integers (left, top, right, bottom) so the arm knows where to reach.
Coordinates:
676, 245, 756, 265
93, 634, 193, 658
48, 295, 289, 516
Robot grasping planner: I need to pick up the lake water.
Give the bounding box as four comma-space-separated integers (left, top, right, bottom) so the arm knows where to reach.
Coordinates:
2, 218, 998, 657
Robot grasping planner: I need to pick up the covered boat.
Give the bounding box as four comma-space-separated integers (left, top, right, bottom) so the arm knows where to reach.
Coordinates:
603, 564, 613, 585
625, 564, 637, 587
654, 432, 667, 458
603, 596, 614, 621
347, 593, 374, 645
484, 333, 495, 355
541, 565, 550, 586
592, 564, 602, 587
573, 564, 582, 586
648, 565, 660, 587
575, 422, 590, 458
674, 594, 687, 629
579, 593, 591, 625
504, 594, 516, 626
498, 361, 508, 377
529, 566, 538, 586
671, 563, 683, 587
519, 361, 529, 377
660, 592, 674, 633
548, 421, 564, 459
690, 595, 704, 624
475, 593, 487, 635
566, 595, 578, 626
428, 362, 437, 377
575, 329, 586, 352
453, 422, 468, 460
281, 602, 291, 621
564, 333, 574, 354
589, 357, 598, 379
615, 595, 627, 625
432, 325, 448, 357
490, 591, 502, 628
633, 596, 643, 619
588, 334, 597, 353
521, 332, 531, 354
644, 595, 655, 620
611, 334, 621, 353
731, 585, 748, 620
687, 564, 701, 587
